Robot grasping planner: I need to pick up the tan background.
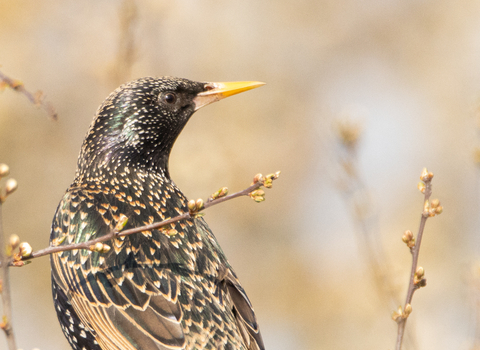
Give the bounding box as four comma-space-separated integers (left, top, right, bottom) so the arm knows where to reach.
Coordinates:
1, 1, 480, 349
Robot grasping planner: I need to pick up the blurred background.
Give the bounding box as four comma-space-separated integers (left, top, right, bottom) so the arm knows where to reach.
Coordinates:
1, 1, 480, 349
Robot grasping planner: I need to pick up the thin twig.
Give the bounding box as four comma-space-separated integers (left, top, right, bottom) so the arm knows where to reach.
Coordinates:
0, 202, 17, 350
334, 120, 419, 347
394, 169, 442, 350
0, 70, 57, 120
6, 172, 279, 266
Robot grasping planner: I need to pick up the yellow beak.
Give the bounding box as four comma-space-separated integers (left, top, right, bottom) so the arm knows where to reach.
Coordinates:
193, 81, 265, 111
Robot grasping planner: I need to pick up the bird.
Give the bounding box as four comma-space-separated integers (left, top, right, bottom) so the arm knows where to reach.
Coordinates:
49, 76, 266, 350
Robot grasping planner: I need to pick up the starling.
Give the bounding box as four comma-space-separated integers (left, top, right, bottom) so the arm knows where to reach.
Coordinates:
50, 77, 266, 350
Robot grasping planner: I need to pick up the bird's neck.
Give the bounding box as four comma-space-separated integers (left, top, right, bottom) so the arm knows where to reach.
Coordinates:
75, 144, 172, 182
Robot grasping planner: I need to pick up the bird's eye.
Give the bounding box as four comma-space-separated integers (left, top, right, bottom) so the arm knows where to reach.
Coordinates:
162, 92, 177, 104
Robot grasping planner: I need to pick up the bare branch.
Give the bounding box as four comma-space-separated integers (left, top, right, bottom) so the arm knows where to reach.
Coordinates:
0, 70, 57, 120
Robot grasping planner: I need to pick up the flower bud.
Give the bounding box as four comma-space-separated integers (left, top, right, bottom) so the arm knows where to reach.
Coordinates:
253, 173, 263, 184
404, 304, 412, 316
265, 173, 276, 181
18, 242, 32, 258
210, 187, 229, 201
0, 164, 9, 178
51, 235, 66, 246
188, 199, 197, 212
93, 242, 104, 252
416, 266, 425, 278
392, 306, 403, 322
101, 244, 111, 253
402, 230, 413, 242
420, 168, 428, 181
89, 242, 111, 253
417, 181, 426, 193
250, 189, 265, 197
5, 178, 18, 196
115, 214, 128, 232
219, 187, 228, 197
9, 234, 20, 249
195, 198, 204, 211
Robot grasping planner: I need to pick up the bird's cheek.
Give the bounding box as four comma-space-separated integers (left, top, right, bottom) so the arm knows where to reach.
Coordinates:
179, 104, 195, 118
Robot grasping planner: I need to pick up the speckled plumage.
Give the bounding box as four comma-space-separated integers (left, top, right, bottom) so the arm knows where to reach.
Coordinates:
50, 77, 265, 350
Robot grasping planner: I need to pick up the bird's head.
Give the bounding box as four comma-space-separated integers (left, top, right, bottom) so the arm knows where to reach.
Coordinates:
77, 76, 264, 178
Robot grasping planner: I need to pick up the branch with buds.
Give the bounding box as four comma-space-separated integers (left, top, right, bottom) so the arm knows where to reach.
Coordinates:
3, 171, 281, 266
0, 164, 18, 350
0, 167, 279, 350
0, 70, 57, 120
333, 119, 424, 347
393, 168, 443, 350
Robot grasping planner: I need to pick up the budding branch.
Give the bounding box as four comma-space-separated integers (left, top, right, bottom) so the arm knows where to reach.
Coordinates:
394, 169, 442, 350
3, 172, 280, 267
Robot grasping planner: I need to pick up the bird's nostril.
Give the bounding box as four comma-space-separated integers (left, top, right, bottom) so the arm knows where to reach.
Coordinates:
204, 83, 215, 91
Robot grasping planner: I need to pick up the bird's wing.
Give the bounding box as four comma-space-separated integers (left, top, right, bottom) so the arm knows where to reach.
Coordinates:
51, 180, 265, 350
225, 269, 265, 350
191, 218, 266, 350
50, 186, 186, 350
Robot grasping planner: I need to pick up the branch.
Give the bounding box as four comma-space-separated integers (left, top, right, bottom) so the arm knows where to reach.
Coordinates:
334, 120, 403, 305
0, 165, 18, 350
393, 168, 443, 350
333, 119, 423, 347
7, 171, 280, 266
0, 70, 57, 120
